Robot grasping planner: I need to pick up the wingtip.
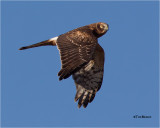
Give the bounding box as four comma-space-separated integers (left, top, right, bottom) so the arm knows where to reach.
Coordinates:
59, 77, 63, 81
83, 105, 87, 108
74, 98, 78, 102
78, 104, 82, 108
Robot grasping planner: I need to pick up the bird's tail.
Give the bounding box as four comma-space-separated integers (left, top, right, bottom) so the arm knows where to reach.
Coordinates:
19, 38, 57, 50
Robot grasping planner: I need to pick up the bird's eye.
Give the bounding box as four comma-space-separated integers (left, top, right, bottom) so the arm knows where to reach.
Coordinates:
100, 25, 104, 29
95, 23, 108, 35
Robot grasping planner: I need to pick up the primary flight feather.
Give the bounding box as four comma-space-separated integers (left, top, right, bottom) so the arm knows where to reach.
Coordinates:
19, 22, 109, 108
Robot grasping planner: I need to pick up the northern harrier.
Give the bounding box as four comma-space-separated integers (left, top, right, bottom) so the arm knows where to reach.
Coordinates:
19, 22, 109, 108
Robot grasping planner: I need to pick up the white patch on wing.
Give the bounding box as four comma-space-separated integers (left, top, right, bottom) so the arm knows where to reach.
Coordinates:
49, 36, 58, 41
84, 60, 94, 71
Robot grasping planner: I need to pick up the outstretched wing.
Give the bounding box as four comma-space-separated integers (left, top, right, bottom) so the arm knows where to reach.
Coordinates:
72, 43, 105, 108
56, 27, 97, 80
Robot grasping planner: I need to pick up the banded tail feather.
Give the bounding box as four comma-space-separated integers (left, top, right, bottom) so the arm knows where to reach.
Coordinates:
19, 37, 58, 50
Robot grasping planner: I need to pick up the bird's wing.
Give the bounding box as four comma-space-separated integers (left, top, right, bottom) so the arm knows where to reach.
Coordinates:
56, 29, 97, 80
72, 43, 105, 108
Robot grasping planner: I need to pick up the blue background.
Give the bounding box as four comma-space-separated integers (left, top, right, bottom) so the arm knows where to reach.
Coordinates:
1, 1, 159, 127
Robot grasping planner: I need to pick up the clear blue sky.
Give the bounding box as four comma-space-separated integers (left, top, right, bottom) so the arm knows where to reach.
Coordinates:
1, 1, 159, 127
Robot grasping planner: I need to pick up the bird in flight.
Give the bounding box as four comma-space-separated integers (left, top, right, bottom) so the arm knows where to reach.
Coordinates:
19, 22, 109, 108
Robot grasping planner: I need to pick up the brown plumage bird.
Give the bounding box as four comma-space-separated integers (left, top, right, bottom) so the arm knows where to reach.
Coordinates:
19, 22, 109, 108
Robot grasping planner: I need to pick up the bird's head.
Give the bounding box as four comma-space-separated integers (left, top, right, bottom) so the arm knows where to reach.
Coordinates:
91, 22, 109, 38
